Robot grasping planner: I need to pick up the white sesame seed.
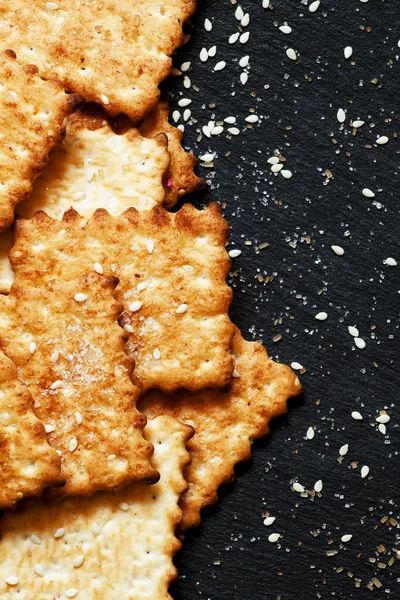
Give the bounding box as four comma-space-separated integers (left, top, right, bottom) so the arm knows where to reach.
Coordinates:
86, 168, 94, 182
74, 293, 87, 302
279, 25, 292, 35
315, 311, 328, 321
100, 94, 109, 105
268, 533, 280, 543
204, 18, 212, 31
291, 362, 303, 371
75, 411, 83, 425
293, 482, 305, 493
376, 413, 390, 424
153, 348, 161, 360
108, 454, 116, 461
180, 61, 191, 72
119, 502, 130, 512
73, 555, 85, 568
176, 304, 188, 314
29, 341, 37, 354
65, 590, 79, 598
229, 32, 240, 44
199, 153, 215, 162
45, 424, 55, 433
183, 109, 191, 122
306, 426, 315, 440
262, 0, 270, 7
224, 116, 236, 124
229, 249, 242, 258
271, 163, 283, 173
354, 337, 366, 350
177, 124, 185, 133
286, 48, 297, 61
339, 443, 349, 456
69, 438, 78, 452
30, 534, 42, 545
202, 125, 211, 138
352, 120, 365, 128
137, 281, 149, 291
183, 75, 191, 89
145, 239, 154, 254
51, 350, 59, 363
34, 564, 44, 577
228, 127, 240, 136
263, 516, 275, 526
240, 72, 248, 85
211, 125, 224, 136
200, 47, 208, 62
239, 55, 249, 68
232, 368, 241, 378
337, 108, 346, 123
314, 480, 323, 493
172, 110, 181, 123
341, 534, 353, 543
124, 324, 134, 333
360, 465, 370, 479
309, 0, 320, 13
351, 411, 363, 421
50, 380, 63, 390
208, 46, 217, 58
378, 423, 386, 435
214, 60, 226, 71
362, 188, 375, 198
240, 31, 250, 44
281, 169, 293, 179
245, 115, 259, 124
344, 46, 353, 59
348, 325, 359, 337
54, 527, 65, 539
5, 576, 19, 586
235, 5, 244, 20
376, 135, 389, 145
331, 245, 344, 256
384, 257, 397, 267
241, 13, 250, 27
46, 2, 59, 9
92, 524, 101, 536
178, 98, 192, 107
129, 301, 143, 312
267, 156, 280, 165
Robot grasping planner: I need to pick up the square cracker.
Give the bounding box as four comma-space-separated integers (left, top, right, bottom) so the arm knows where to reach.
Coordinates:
0, 349, 62, 510
0, 415, 192, 599
0, 212, 158, 497
0, 0, 196, 122
0, 50, 83, 231
140, 327, 303, 530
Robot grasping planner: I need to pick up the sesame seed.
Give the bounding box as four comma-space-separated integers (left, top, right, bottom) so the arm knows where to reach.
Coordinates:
281, 169, 293, 179
306, 426, 315, 440
199, 153, 215, 162
309, 0, 321, 12
337, 108, 346, 123
227, 127, 240, 135
178, 98, 192, 107
69, 438, 78, 452
145, 239, 154, 254
241, 13, 250, 27
239, 55, 249, 68
351, 411, 363, 421
348, 325, 359, 337
262, 0, 270, 7
229, 32, 240, 44
224, 116, 236, 124
378, 424, 386, 435
331, 245, 344, 256
267, 156, 280, 165
384, 257, 397, 267
75, 411, 83, 425
208, 46, 217, 58
376, 135, 389, 145
245, 115, 259, 124
293, 482, 305, 493
240, 72, 248, 85
232, 368, 241, 378
30, 535, 42, 545
5, 576, 19, 586
200, 47, 208, 62
271, 163, 283, 173
100, 94, 109, 105
183, 109, 191, 122
180, 61, 191, 72
183, 75, 191, 89
137, 281, 148, 291
235, 5, 244, 20
352, 120, 365, 128
153, 348, 161, 360
129, 301, 143, 312
279, 25, 292, 35
171, 68, 181, 76
240, 31, 250, 44
108, 454, 116, 461
315, 311, 328, 321
176, 304, 188, 314
229, 249, 242, 258
344, 46, 353, 59
314, 480, 323, 493
268, 533, 280, 543
212, 125, 224, 135
86, 168, 94, 182
286, 48, 297, 61
291, 362, 303, 371
204, 18, 212, 31
214, 61, 226, 72
354, 337, 366, 350
54, 527, 65, 539
34, 564, 44, 577
123, 324, 134, 333
46, 2, 59, 9
29, 341, 37, 354
361, 465, 370, 479
73, 555, 85, 568
65, 590, 79, 598
45, 424, 55, 433
341, 534, 353, 543
74, 293, 87, 302
339, 443, 349, 456
92, 524, 101, 535
51, 350, 59, 363
119, 502, 129, 512
263, 516, 275, 526
362, 188, 375, 198
172, 110, 181, 123
50, 380, 63, 390
376, 413, 390, 424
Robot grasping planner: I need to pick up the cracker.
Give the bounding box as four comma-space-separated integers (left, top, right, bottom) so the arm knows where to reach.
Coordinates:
0, 50, 82, 231
0, 415, 191, 599
0, 350, 62, 510
140, 327, 303, 530
0, 229, 14, 295
139, 102, 203, 208
0, 0, 196, 122
0, 212, 158, 496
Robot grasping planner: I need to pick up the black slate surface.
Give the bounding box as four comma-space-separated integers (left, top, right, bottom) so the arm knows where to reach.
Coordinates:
163, 1, 400, 598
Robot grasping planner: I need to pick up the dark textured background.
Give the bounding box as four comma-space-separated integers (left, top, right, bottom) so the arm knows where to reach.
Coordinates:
163, 1, 399, 598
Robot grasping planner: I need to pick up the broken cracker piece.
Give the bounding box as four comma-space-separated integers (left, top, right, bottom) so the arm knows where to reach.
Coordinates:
0, 211, 158, 496
0, 415, 192, 599
0, 50, 83, 231
0, 0, 196, 121
140, 327, 303, 530
0, 350, 62, 510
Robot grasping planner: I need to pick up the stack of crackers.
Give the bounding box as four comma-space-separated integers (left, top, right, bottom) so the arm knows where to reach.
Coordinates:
0, 2, 302, 597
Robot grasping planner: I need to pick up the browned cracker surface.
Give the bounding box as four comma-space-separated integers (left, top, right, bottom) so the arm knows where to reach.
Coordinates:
0, 415, 192, 599
0, 0, 196, 122
140, 327, 303, 530
0, 212, 158, 497
0, 50, 82, 232
0, 350, 62, 510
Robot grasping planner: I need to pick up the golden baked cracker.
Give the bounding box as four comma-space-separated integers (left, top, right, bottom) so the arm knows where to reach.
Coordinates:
0, 350, 62, 510
0, 415, 191, 599
139, 102, 203, 208
140, 328, 303, 530
0, 0, 196, 122
0, 229, 13, 294
0, 50, 83, 232
0, 212, 158, 496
